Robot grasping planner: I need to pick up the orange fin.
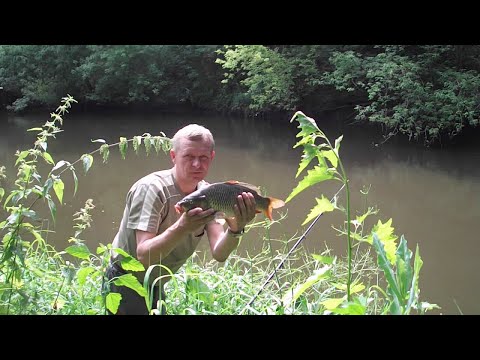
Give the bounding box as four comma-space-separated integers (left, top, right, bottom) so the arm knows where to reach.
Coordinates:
226, 180, 239, 184
264, 197, 285, 221
269, 197, 285, 209
223, 180, 260, 194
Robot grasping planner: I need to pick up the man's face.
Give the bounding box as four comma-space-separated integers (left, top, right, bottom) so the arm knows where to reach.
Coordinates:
170, 138, 215, 183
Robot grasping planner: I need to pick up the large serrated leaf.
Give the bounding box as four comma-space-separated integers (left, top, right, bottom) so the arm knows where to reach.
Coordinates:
301, 195, 335, 226
320, 149, 338, 168
295, 143, 317, 178
286, 165, 335, 203
367, 218, 398, 264
290, 111, 320, 136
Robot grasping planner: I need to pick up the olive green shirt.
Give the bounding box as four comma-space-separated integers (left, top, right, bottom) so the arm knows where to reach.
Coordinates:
111, 169, 208, 285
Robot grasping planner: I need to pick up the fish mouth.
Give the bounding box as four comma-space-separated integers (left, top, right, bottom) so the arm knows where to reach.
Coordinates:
174, 203, 184, 214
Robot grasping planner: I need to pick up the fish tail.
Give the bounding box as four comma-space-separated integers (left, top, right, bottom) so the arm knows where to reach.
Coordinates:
264, 197, 285, 220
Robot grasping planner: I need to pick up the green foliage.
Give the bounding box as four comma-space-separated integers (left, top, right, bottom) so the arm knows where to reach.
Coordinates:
0, 45, 226, 112
0, 45, 90, 111
286, 111, 437, 314
0, 96, 171, 314
216, 45, 326, 113
372, 234, 439, 314
322, 45, 480, 145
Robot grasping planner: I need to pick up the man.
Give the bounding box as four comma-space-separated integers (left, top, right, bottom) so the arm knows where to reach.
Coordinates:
106, 124, 256, 315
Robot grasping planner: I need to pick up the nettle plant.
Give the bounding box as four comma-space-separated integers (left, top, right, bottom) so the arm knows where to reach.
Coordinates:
284, 111, 439, 314
0, 96, 171, 314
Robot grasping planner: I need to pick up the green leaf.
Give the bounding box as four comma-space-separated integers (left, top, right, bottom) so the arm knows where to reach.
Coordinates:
53, 178, 64, 204
81, 154, 93, 174
321, 297, 345, 310
38, 141, 47, 151
301, 195, 335, 226
330, 301, 366, 315
15, 150, 30, 166
186, 277, 214, 304
133, 136, 142, 154
27, 127, 43, 132
106, 292, 122, 314
0, 188, 4, 202
334, 135, 343, 155
286, 165, 335, 203
295, 143, 317, 178
113, 273, 147, 297
119, 137, 128, 159
112, 247, 132, 258
311, 254, 334, 264
367, 218, 398, 264
71, 169, 78, 196
143, 135, 152, 156
77, 267, 95, 286
406, 240, 423, 313
51, 160, 68, 173
282, 265, 330, 308
47, 196, 56, 224
100, 144, 110, 163
91, 139, 106, 144
65, 244, 91, 260
119, 258, 145, 272
42, 152, 55, 165
372, 233, 402, 306
290, 111, 320, 137
320, 149, 338, 168
395, 235, 413, 300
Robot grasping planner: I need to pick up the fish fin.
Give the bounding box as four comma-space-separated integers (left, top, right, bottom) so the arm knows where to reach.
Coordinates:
215, 218, 226, 226
264, 197, 285, 221
196, 181, 209, 190
224, 180, 261, 194
263, 208, 273, 221
269, 197, 285, 209
213, 211, 226, 225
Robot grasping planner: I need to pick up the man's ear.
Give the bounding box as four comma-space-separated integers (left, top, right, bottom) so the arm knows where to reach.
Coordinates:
211, 150, 215, 161
170, 149, 176, 163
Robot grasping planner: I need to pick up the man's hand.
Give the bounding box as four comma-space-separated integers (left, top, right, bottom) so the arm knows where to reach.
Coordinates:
225, 192, 256, 233
178, 207, 216, 233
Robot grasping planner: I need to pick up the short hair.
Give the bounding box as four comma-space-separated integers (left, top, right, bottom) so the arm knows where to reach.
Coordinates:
171, 124, 215, 152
